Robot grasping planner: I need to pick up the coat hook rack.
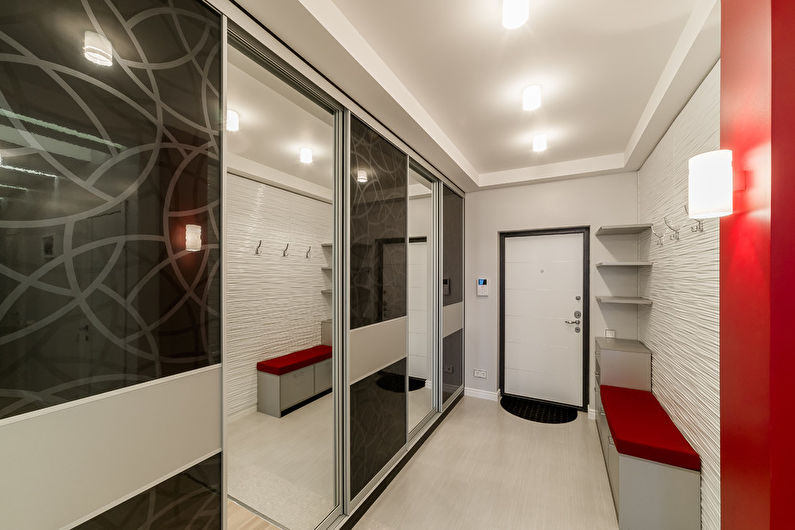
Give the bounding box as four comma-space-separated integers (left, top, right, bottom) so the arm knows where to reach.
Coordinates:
255, 240, 262, 255
684, 205, 704, 233
651, 225, 665, 247
663, 216, 680, 241
306, 246, 311, 259
283, 243, 289, 257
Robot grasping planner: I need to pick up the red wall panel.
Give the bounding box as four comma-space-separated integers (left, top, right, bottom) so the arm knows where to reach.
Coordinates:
720, 0, 772, 528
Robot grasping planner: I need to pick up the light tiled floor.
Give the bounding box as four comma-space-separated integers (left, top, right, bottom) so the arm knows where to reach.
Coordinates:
227, 499, 281, 529
353, 396, 619, 530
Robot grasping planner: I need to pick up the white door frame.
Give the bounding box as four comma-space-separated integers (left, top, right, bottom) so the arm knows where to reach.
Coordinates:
499, 227, 590, 411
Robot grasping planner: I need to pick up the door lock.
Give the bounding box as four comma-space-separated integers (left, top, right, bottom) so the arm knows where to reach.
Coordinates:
575, 327, 581, 333
565, 319, 581, 325
574, 311, 582, 318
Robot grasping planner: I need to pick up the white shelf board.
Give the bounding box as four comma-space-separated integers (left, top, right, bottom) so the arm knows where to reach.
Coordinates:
596, 261, 653, 267
596, 224, 653, 236
595, 296, 652, 306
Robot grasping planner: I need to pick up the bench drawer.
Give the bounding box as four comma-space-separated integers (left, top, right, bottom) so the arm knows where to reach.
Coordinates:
280, 365, 314, 409
607, 436, 619, 510
314, 358, 332, 393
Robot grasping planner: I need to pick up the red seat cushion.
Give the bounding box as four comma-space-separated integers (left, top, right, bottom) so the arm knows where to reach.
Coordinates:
256, 345, 332, 375
600, 385, 700, 471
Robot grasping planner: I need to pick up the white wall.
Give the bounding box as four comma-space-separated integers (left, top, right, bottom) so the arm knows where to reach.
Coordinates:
225, 174, 332, 415
638, 61, 720, 530
464, 172, 639, 408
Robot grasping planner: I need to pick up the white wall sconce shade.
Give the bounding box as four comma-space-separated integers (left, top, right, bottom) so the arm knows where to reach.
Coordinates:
522, 85, 542, 111
688, 150, 733, 219
185, 224, 202, 252
532, 134, 547, 152
357, 170, 368, 183
226, 109, 239, 132
299, 147, 313, 164
502, 0, 529, 29
83, 31, 113, 66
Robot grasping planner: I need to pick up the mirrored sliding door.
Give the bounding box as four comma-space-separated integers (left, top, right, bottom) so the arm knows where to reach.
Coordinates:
407, 166, 435, 434
224, 28, 340, 530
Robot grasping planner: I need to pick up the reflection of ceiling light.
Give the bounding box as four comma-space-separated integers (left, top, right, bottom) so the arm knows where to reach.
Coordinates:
185, 224, 202, 252
0, 183, 29, 191
357, 170, 368, 183
522, 85, 542, 111
83, 31, 113, 66
502, 0, 529, 29
532, 134, 547, 152
226, 109, 239, 132
299, 147, 313, 164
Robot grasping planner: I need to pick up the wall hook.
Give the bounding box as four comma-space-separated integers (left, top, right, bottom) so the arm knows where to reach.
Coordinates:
283, 243, 289, 257
684, 205, 704, 233
255, 240, 262, 255
306, 246, 311, 259
663, 216, 680, 241
650, 225, 665, 247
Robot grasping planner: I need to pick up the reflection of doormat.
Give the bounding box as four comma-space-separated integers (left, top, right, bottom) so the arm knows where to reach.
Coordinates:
500, 395, 578, 424
376, 373, 427, 393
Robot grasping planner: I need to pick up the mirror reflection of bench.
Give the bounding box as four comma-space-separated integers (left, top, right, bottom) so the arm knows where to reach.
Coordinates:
257, 345, 332, 417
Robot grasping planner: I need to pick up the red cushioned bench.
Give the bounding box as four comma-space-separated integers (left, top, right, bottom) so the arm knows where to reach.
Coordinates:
257, 345, 332, 417
599, 385, 701, 529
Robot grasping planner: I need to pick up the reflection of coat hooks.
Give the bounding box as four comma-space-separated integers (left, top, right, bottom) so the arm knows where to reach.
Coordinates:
283, 243, 289, 257
255, 240, 262, 255
306, 246, 311, 259
663, 216, 680, 241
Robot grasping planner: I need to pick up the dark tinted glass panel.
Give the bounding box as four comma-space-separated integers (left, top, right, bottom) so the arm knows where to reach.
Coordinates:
349, 116, 407, 329
77, 452, 221, 529
442, 329, 463, 402
350, 358, 407, 497
0, 0, 222, 419
443, 186, 463, 306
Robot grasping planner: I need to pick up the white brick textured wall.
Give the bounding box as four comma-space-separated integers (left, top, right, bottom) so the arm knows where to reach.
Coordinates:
638, 61, 720, 530
225, 174, 332, 415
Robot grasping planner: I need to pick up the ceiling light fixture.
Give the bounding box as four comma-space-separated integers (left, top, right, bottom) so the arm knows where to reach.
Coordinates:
532, 134, 547, 152
83, 31, 113, 66
688, 150, 733, 219
226, 109, 239, 132
299, 147, 313, 164
502, 0, 529, 29
522, 84, 542, 111
357, 170, 368, 183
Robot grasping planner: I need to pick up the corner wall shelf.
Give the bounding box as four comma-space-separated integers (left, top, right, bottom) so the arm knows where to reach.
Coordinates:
321, 289, 332, 295
596, 261, 653, 267
596, 296, 652, 306
596, 224, 652, 236
321, 266, 332, 272
321, 243, 332, 249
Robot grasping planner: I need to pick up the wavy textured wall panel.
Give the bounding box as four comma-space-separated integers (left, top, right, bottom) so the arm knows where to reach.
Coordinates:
225, 174, 332, 415
638, 62, 720, 530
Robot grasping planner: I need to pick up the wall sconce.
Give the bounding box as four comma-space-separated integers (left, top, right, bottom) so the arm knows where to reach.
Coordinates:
185, 224, 202, 252
226, 109, 240, 132
83, 31, 113, 66
299, 147, 313, 164
688, 150, 733, 219
357, 170, 368, 183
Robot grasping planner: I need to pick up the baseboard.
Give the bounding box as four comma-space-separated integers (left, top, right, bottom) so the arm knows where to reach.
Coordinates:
588, 407, 596, 420
464, 387, 499, 401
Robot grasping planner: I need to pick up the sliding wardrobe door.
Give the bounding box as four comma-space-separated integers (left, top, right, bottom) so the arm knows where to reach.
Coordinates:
224, 27, 342, 530
0, 1, 223, 527
407, 165, 435, 434
441, 185, 464, 406
348, 115, 408, 502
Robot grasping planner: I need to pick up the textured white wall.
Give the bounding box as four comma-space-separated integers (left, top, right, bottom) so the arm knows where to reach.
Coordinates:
464, 172, 639, 408
225, 174, 332, 415
638, 61, 720, 530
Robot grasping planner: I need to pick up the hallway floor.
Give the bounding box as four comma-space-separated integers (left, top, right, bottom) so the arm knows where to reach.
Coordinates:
353, 396, 618, 530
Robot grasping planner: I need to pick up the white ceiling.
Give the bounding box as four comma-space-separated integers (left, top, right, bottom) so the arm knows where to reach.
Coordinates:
230, 0, 720, 191
227, 46, 334, 191
329, 0, 697, 174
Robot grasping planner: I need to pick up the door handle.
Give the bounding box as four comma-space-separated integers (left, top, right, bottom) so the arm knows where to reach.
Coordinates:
565, 319, 581, 325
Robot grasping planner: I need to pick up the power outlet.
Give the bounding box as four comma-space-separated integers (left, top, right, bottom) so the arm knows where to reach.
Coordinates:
473, 369, 487, 379
604, 328, 616, 338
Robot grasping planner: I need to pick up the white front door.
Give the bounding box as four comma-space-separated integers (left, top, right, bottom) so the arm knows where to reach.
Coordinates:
504, 232, 584, 407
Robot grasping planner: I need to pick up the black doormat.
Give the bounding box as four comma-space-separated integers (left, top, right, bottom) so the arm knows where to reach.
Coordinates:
500, 395, 578, 424
376, 373, 427, 393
